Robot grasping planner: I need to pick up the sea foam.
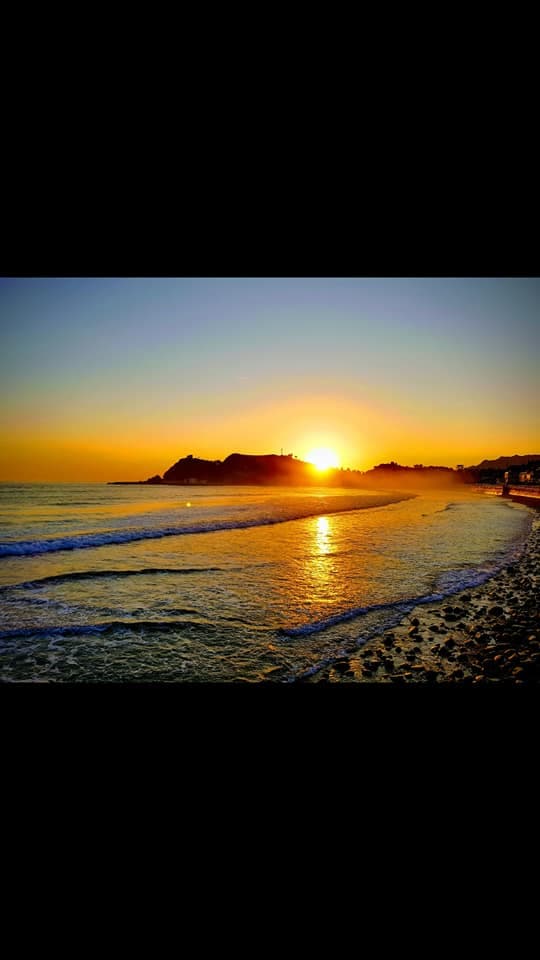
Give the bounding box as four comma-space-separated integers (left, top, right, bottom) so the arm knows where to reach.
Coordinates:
0, 493, 411, 558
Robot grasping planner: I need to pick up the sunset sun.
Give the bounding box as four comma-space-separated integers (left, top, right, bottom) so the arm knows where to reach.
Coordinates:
1, 277, 537, 688
306, 447, 340, 471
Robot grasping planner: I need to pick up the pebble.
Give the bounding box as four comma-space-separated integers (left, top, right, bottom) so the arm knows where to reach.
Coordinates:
308, 520, 540, 683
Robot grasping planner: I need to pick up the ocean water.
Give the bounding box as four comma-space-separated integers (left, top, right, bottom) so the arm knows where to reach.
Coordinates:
0, 482, 534, 682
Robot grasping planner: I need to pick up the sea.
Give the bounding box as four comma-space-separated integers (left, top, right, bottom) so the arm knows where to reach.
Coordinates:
0, 482, 534, 682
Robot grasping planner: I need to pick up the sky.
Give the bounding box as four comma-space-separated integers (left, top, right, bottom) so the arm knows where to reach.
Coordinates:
0, 277, 538, 480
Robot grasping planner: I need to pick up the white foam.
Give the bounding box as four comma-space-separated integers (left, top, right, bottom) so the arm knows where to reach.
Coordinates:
0, 493, 412, 559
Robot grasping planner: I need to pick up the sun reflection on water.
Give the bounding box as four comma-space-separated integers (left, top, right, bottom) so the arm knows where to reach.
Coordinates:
298, 515, 338, 610
315, 515, 331, 554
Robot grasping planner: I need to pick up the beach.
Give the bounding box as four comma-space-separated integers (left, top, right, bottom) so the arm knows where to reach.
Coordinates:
4, 277, 539, 685
0, 484, 537, 682
307, 499, 540, 683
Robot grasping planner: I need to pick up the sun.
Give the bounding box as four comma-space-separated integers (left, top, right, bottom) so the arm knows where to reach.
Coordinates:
306, 447, 340, 471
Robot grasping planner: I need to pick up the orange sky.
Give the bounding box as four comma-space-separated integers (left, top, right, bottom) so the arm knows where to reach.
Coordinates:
2, 390, 537, 481
1, 278, 538, 480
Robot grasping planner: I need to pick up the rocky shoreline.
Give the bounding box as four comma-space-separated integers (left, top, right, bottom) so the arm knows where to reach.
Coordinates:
307, 503, 540, 684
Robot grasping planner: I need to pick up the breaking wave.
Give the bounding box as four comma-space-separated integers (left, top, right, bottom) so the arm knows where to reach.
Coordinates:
0, 566, 224, 591
280, 531, 529, 640
0, 619, 213, 643
0, 493, 412, 558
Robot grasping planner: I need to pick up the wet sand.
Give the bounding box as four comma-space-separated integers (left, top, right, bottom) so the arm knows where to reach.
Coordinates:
308, 500, 540, 684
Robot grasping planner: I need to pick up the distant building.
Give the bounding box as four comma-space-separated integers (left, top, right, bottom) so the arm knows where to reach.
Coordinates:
519, 471, 534, 483
456, 464, 464, 471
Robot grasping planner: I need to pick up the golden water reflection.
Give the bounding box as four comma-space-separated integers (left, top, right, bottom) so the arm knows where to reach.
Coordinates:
315, 515, 331, 554
301, 515, 337, 609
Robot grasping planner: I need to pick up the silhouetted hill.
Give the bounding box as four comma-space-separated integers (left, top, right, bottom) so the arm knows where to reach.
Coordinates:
113, 452, 540, 488
162, 452, 321, 485
468, 454, 540, 470
361, 462, 464, 489
144, 453, 470, 489
152, 452, 367, 487
162, 454, 222, 484
219, 453, 314, 484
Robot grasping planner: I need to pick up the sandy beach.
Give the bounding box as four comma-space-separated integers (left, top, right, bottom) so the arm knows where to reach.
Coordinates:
307, 499, 540, 684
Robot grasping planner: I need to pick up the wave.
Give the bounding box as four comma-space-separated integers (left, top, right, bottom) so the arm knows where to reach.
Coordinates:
49, 501, 95, 507
0, 619, 212, 643
433, 537, 528, 593
281, 556, 529, 641
279, 594, 443, 639
0, 493, 412, 558
1, 566, 224, 591
280, 518, 531, 642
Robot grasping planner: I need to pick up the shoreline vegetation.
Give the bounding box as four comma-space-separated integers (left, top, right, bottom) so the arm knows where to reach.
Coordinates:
305, 500, 540, 684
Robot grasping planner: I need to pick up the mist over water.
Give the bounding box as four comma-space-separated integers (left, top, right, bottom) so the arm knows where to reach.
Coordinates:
0, 483, 533, 682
